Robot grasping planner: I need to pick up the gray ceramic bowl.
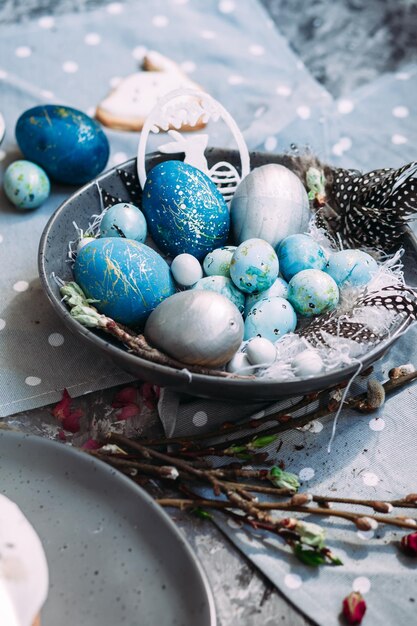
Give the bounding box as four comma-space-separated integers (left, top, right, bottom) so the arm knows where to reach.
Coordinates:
38, 149, 413, 401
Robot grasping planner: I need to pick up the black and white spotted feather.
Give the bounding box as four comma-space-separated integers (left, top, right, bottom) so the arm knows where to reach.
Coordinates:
117, 168, 142, 204
330, 161, 417, 250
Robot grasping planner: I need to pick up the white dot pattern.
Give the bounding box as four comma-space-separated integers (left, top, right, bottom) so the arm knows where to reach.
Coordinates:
48, 333, 65, 347
131, 46, 147, 61
228, 74, 244, 85
299, 467, 315, 481
353, 577, 371, 594
62, 61, 79, 73
84, 32, 101, 46
284, 574, 302, 589
13, 281, 29, 292
337, 98, 354, 114
264, 136, 277, 152
276, 84, 292, 97
296, 105, 311, 120
152, 15, 169, 27
25, 376, 42, 386
15, 46, 32, 58
362, 471, 379, 486
369, 417, 385, 431
112, 152, 128, 165
192, 411, 208, 427
0, 319, 6, 331
391, 133, 408, 145
38, 16, 55, 29
249, 44, 265, 56
219, 0, 236, 13
106, 3, 124, 14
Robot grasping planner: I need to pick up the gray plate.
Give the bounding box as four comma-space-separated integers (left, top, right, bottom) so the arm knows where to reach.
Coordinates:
38, 149, 414, 401
0, 431, 216, 626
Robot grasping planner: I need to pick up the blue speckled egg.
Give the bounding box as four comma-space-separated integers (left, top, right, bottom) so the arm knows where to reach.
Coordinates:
230, 238, 279, 294
244, 296, 297, 341
325, 249, 378, 287
277, 234, 327, 281
74, 238, 175, 327
15, 105, 109, 185
288, 269, 339, 317
3, 160, 50, 209
99, 203, 147, 243
142, 161, 230, 260
203, 246, 237, 277
244, 277, 289, 316
192, 276, 245, 314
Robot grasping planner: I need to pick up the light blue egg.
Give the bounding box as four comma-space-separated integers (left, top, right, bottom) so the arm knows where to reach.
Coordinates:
244, 277, 289, 316
142, 160, 230, 260
74, 238, 175, 327
203, 246, 237, 277
288, 269, 339, 317
277, 234, 327, 281
192, 276, 245, 314
230, 238, 279, 294
3, 160, 50, 210
325, 249, 378, 287
99, 203, 147, 243
244, 296, 297, 341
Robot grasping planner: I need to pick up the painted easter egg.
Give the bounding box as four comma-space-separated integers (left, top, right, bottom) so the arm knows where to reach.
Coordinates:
144, 290, 244, 367
244, 296, 297, 341
244, 277, 288, 316
325, 249, 378, 287
230, 164, 310, 247
226, 352, 251, 374
246, 337, 277, 366
192, 276, 245, 314
142, 160, 230, 260
3, 160, 50, 209
230, 238, 279, 294
288, 269, 339, 317
203, 246, 237, 278
74, 238, 175, 326
15, 105, 109, 185
277, 234, 327, 281
292, 350, 324, 377
171, 253, 203, 287
99, 203, 147, 243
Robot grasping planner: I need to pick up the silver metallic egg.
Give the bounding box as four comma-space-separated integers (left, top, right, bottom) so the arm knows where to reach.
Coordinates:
144, 290, 244, 367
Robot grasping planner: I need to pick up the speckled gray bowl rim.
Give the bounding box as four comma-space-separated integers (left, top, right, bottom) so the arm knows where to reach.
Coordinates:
0, 430, 216, 626
38, 150, 412, 400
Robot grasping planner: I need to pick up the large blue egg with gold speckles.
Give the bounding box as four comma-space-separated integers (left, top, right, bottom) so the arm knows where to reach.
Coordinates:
288, 269, 339, 317
277, 234, 327, 281
325, 249, 378, 287
244, 296, 297, 341
230, 238, 279, 294
142, 161, 230, 260
73, 238, 175, 327
15, 105, 109, 185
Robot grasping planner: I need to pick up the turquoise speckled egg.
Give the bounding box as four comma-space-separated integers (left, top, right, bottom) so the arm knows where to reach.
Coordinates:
244, 296, 297, 341
244, 277, 288, 316
277, 234, 327, 281
99, 203, 147, 242
192, 276, 245, 314
288, 269, 339, 317
3, 160, 50, 210
15, 105, 109, 185
203, 246, 237, 277
230, 238, 279, 294
142, 160, 230, 260
74, 238, 175, 327
325, 249, 378, 287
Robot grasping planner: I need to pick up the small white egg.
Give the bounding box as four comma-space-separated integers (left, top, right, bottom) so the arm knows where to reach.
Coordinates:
292, 350, 324, 377
170, 253, 203, 287
226, 352, 251, 373
77, 236, 95, 252
246, 337, 276, 366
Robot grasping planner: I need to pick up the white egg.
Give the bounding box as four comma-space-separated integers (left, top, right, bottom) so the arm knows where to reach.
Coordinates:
292, 350, 324, 377
226, 352, 251, 373
77, 236, 95, 252
171, 253, 203, 287
245, 337, 276, 366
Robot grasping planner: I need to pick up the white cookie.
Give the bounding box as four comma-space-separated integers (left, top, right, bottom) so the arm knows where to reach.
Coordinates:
95, 51, 206, 132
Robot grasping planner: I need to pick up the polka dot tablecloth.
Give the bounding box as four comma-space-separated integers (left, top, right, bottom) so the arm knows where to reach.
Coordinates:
1, 1, 417, 625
